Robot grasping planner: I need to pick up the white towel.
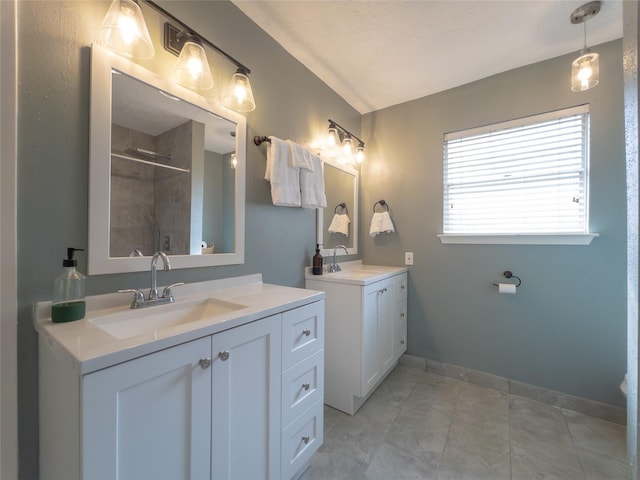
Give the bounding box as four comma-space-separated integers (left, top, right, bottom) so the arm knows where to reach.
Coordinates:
287, 140, 314, 171
265, 136, 301, 207
328, 213, 350, 236
369, 211, 395, 237
300, 152, 327, 209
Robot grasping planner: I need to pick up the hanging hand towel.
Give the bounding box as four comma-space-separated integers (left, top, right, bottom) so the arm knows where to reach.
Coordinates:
265, 136, 301, 207
369, 211, 395, 237
287, 140, 314, 171
300, 152, 327, 208
328, 213, 350, 236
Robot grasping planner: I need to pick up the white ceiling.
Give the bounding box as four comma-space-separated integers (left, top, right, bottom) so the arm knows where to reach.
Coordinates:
232, 0, 623, 114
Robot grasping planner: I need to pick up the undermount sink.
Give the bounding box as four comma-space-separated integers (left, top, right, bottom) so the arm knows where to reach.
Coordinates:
327, 269, 384, 279
90, 298, 247, 339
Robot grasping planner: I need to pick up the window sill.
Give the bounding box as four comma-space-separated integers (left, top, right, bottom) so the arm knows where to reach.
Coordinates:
437, 233, 599, 245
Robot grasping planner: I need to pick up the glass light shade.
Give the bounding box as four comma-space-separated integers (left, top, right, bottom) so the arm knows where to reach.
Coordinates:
571, 51, 599, 91
172, 40, 214, 91
222, 69, 256, 112
355, 145, 365, 163
342, 135, 354, 157
327, 127, 340, 147
230, 153, 237, 169
97, 0, 154, 59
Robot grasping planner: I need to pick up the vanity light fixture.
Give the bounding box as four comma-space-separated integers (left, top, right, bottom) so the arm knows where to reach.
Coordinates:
230, 153, 238, 169
97, 0, 154, 59
570, 1, 601, 92
170, 36, 214, 91
324, 119, 365, 164
222, 68, 256, 112
159, 4, 256, 111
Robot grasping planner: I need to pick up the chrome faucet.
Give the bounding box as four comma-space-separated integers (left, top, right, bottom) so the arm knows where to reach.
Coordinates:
118, 251, 183, 309
149, 251, 170, 300
329, 245, 349, 273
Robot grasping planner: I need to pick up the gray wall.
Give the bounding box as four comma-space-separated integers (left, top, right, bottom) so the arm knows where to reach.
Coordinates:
17, 1, 359, 477
361, 39, 626, 408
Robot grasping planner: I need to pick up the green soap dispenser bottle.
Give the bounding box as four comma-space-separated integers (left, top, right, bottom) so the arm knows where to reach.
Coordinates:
51, 247, 86, 323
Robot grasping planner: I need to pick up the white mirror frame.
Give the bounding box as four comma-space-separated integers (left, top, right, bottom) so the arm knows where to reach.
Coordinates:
89, 44, 246, 275
316, 156, 359, 257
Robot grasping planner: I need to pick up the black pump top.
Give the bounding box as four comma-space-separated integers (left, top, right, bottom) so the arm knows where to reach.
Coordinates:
63, 247, 84, 267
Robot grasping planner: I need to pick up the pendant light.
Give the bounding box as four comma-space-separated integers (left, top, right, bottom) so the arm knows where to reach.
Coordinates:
97, 0, 154, 59
570, 1, 601, 92
222, 68, 256, 112
171, 37, 214, 91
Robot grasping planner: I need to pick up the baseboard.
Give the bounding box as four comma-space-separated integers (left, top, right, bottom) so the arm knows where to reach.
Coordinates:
399, 354, 626, 425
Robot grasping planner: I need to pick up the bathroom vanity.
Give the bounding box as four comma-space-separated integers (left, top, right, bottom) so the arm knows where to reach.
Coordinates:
305, 261, 407, 415
34, 275, 324, 480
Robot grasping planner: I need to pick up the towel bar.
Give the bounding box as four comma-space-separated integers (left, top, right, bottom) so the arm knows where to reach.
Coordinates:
253, 135, 271, 146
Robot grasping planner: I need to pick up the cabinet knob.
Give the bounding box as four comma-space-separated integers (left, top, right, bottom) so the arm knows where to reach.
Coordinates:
218, 351, 230, 361
302, 435, 310, 444
199, 357, 211, 369
401, 312, 405, 318
302, 383, 310, 391
401, 284, 405, 291
302, 329, 311, 337
400, 340, 405, 345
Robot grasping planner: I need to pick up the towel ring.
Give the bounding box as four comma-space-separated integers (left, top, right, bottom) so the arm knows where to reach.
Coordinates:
334, 202, 348, 214
492, 271, 522, 288
373, 199, 389, 213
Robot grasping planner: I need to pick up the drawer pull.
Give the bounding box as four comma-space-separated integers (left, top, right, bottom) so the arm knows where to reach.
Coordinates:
400, 340, 405, 345
199, 357, 211, 369
401, 284, 405, 291
218, 351, 230, 361
302, 383, 310, 391
400, 312, 405, 318
302, 329, 311, 337
302, 435, 310, 444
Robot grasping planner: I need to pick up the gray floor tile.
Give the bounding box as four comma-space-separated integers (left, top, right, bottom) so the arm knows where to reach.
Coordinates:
304, 365, 627, 480
563, 408, 627, 461
365, 442, 439, 480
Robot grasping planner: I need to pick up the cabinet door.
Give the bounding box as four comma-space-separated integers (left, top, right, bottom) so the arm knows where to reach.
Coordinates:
362, 284, 381, 395
378, 277, 396, 373
211, 315, 282, 480
82, 337, 212, 480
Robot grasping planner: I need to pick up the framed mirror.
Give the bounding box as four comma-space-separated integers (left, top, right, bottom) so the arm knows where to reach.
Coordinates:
317, 157, 359, 257
89, 45, 246, 274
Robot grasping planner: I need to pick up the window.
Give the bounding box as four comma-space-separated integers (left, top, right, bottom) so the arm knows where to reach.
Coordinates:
440, 105, 597, 245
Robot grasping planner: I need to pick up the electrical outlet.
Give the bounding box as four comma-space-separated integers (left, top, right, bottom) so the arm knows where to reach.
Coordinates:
163, 235, 171, 251
405, 252, 414, 265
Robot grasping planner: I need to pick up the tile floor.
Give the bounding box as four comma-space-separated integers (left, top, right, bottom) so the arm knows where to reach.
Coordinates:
301, 365, 628, 480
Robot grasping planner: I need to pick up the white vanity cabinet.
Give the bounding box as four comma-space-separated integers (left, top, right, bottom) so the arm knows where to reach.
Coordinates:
37, 282, 324, 480
306, 266, 407, 415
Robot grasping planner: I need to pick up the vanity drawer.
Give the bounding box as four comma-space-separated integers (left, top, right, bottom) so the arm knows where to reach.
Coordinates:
394, 273, 408, 301
281, 399, 324, 480
282, 302, 324, 369
282, 349, 324, 426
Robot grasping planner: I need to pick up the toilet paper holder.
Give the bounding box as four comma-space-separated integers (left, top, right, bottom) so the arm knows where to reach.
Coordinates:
492, 271, 522, 288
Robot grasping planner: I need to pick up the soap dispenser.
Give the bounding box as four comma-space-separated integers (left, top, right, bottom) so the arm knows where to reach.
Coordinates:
52, 247, 86, 323
312, 244, 323, 275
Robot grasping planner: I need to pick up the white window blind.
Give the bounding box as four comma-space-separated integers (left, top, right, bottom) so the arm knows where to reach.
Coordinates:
443, 105, 590, 235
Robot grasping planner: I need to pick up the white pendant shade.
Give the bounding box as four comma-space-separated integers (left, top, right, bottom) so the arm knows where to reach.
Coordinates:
97, 0, 154, 59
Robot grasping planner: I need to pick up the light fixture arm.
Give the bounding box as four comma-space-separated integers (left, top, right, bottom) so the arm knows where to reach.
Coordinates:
142, 0, 251, 74
328, 119, 365, 148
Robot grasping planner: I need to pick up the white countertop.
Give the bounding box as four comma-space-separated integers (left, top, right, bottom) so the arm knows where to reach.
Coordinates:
305, 260, 407, 286
34, 274, 324, 375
